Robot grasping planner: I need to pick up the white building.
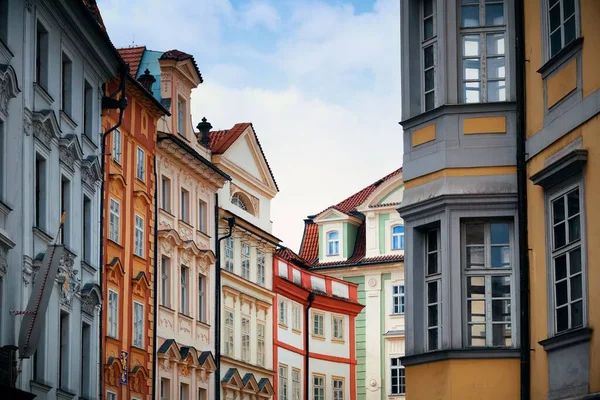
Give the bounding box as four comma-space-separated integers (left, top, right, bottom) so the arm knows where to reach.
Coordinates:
0, 1, 121, 398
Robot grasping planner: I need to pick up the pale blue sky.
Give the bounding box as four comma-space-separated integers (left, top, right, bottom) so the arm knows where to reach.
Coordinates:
98, 0, 403, 251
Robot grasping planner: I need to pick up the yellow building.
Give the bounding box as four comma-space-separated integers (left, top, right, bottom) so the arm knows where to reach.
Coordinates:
525, 0, 600, 398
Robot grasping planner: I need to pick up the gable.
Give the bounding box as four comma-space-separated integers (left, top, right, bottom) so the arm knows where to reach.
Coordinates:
226, 134, 263, 182
377, 184, 404, 205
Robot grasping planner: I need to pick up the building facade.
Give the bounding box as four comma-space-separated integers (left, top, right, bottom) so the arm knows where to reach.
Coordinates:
524, 0, 600, 398
297, 168, 406, 400
208, 123, 278, 399
100, 48, 170, 399
273, 249, 363, 400
0, 0, 120, 398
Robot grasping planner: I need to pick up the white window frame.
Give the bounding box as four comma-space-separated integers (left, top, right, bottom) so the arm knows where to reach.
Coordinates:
177, 98, 185, 134
392, 285, 405, 314
257, 250, 265, 286
112, 129, 121, 164
161, 176, 171, 212
332, 315, 344, 341
180, 188, 189, 223
544, 0, 580, 60
134, 214, 144, 257
231, 193, 249, 212
224, 308, 234, 356
292, 368, 301, 400
198, 274, 206, 322
180, 266, 188, 315
392, 225, 405, 250
225, 236, 234, 272
241, 242, 250, 280
292, 303, 302, 332
279, 299, 288, 326
257, 322, 266, 367
241, 316, 250, 362
312, 374, 325, 400
425, 228, 442, 351
109, 198, 120, 243
133, 301, 144, 348
108, 290, 118, 338
106, 391, 117, 400
312, 311, 324, 337
327, 231, 340, 256
136, 147, 145, 181
333, 377, 344, 400
161, 256, 170, 307
279, 364, 288, 400
198, 199, 207, 233
390, 358, 405, 395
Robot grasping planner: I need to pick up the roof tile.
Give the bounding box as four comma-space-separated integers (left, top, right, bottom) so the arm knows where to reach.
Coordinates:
117, 46, 146, 77
160, 49, 203, 83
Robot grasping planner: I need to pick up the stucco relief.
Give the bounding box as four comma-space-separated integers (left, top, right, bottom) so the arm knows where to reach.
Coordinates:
367, 377, 380, 391
195, 236, 209, 251
0, 244, 7, 276
159, 317, 173, 330
23, 111, 32, 136
179, 317, 192, 334
160, 240, 174, 257
180, 364, 189, 376
196, 332, 208, 344
160, 358, 171, 372
159, 218, 174, 231
180, 249, 192, 266
179, 224, 193, 241
57, 250, 81, 307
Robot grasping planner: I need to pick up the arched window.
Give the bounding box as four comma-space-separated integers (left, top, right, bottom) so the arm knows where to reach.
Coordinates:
327, 231, 340, 256
392, 225, 405, 250
231, 193, 249, 212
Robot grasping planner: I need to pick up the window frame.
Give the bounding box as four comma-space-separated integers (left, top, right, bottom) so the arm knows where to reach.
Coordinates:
109, 198, 120, 243
312, 374, 325, 400
134, 214, 144, 257
61, 51, 73, 117
241, 315, 251, 363
332, 377, 345, 400
224, 236, 234, 272
279, 299, 288, 326
198, 199, 207, 233
136, 147, 145, 182
312, 311, 325, 338
108, 289, 118, 338
390, 358, 406, 395
83, 80, 94, 141
292, 303, 302, 332
112, 129, 121, 164
326, 230, 340, 256
180, 188, 189, 223
279, 364, 288, 400
392, 225, 405, 250
257, 250, 266, 286
292, 368, 301, 400
161, 256, 170, 307
180, 265, 189, 315
224, 308, 235, 357
198, 274, 206, 322
161, 176, 171, 212
133, 301, 144, 348
257, 321, 266, 367
425, 228, 442, 351
542, 0, 581, 61
35, 20, 49, 91
177, 98, 185, 135
241, 242, 250, 280
421, 0, 437, 112
392, 284, 405, 315
332, 315, 344, 341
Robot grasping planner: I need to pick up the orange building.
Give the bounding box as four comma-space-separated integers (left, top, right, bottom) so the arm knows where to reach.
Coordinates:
101, 59, 169, 399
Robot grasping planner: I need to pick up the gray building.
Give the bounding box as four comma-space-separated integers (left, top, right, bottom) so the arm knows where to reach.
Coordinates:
0, 1, 121, 398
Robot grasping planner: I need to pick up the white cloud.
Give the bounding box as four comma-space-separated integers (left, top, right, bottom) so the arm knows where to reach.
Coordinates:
238, 1, 281, 31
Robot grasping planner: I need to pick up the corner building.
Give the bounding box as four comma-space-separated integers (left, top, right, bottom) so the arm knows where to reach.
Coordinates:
399, 0, 520, 398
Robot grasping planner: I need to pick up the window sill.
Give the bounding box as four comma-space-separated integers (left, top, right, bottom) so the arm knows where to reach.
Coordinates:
179, 312, 193, 321
292, 328, 302, 335
133, 253, 146, 262
539, 327, 592, 353
0, 198, 13, 217
179, 219, 193, 229
82, 133, 97, 150
197, 320, 211, 328
32, 226, 53, 244
0, 37, 14, 62
400, 348, 520, 367
81, 260, 97, 274
34, 83, 54, 105
197, 229, 211, 240
332, 338, 345, 344
159, 207, 175, 218
537, 37, 583, 79
107, 238, 123, 249
131, 344, 145, 351
278, 322, 288, 329
159, 304, 175, 313
60, 110, 77, 130
390, 313, 405, 317
110, 158, 122, 168
311, 335, 326, 341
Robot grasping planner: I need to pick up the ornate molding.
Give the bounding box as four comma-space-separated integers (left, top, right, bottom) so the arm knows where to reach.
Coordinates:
59, 135, 84, 172
80, 283, 102, 316
32, 110, 61, 149
0, 64, 20, 118
25, 0, 34, 12
0, 244, 7, 276
22, 255, 34, 286
23, 108, 32, 136
81, 156, 102, 191
56, 250, 80, 308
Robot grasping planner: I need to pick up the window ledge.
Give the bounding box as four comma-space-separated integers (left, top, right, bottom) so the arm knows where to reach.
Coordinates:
32, 226, 53, 244
179, 312, 193, 321
82, 133, 97, 150
0, 198, 13, 217
197, 320, 211, 328
159, 207, 175, 219
34, 83, 53, 105
179, 219, 193, 229
159, 305, 175, 313
197, 229, 211, 240
292, 328, 301, 335
0, 37, 14, 62
311, 335, 326, 341
107, 238, 124, 250
278, 322, 288, 329
81, 260, 97, 274
530, 147, 587, 188
538, 37, 583, 79
60, 110, 77, 130
133, 253, 146, 262
29, 380, 52, 393
332, 338, 345, 344
539, 327, 592, 352
400, 348, 520, 367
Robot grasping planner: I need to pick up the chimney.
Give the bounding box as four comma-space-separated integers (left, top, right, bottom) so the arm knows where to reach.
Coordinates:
137, 69, 156, 94
196, 117, 212, 148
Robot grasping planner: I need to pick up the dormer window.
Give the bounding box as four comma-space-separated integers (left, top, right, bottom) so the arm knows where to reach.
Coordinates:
392, 225, 405, 250
231, 192, 256, 217
177, 98, 185, 135
327, 231, 340, 256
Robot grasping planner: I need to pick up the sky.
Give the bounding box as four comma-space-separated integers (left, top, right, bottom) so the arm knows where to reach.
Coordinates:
97, 0, 403, 252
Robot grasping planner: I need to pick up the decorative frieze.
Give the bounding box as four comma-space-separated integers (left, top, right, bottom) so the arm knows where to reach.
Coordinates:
57, 249, 81, 308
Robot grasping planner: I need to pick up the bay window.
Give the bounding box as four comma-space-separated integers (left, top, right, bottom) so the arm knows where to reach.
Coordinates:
422, 0, 436, 111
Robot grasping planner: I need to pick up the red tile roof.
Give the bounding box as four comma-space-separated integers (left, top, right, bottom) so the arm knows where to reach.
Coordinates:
208, 123, 279, 191
160, 49, 203, 83
298, 167, 404, 268
117, 46, 146, 77
82, 0, 107, 32
276, 247, 309, 267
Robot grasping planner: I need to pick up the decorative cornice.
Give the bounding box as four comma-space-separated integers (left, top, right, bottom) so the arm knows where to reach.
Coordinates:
0, 64, 20, 118
59, 135, 84, 172
32, 110, 61, 150
81, 156, 102, 191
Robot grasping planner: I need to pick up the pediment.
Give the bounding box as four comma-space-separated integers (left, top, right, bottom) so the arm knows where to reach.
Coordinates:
59, 134, 84, 171
132, 271, 151, 296
109, 173, 127, 189
198, 351, 216, 371
221, 368, 243, 388
133, 190, 152, 205
258, 378, 274, 396
82, 156, 102, 190
157, 339, 180, 359
313, 208, 348, 223
0, 64, 21, 117
106, 257, 125, 284
359, 171, 405, 210
242, 373, 260, 392
32, 110, 61, 149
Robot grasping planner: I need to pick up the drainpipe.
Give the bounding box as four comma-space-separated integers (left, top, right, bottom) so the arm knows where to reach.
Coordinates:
304, 292, 315, 400
515, 0, 530, 399
152, 156, 159, 397
214, 196, 235, 400
98, 64, 129, 400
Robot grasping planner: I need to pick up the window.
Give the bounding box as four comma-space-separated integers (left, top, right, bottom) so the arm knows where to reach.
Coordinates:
392, 285, 405, 314
134, 214, 144, 257
231, 193, 250, 212
313, 312, 324, 337
460, 0, 506, 103
160, 378, 170, 400
136, 147, 145, 181
327, 231, 339, 256
35, 21, 49, 90
161, 256, 170, 307
225, 236, 234, 272
279, 299, 288, 326
0, 0, 8, 43
179, 383, 189, 400
181, 189, 189, 222
112, 129, 121, 164
292, 303, 302, 332
83, 196, 92, 263
312, 375, 325, 400
0, 121, 4, 198
257, 250, 265, 286
241, 316, 250, 362
550, 186, 584, 333
108, 290, 118, 338
198, 200, 207, 233
224, 309, 234, 356
177, 98, 184, 134
547, 0, 578, 58
333, 378, 344, 400
279, 365, 288, 400
59, 312, 69, 388
180, 266, 188, 314
83, 81, 93, 140
422, 0, 436, 111
106, 392, 117, 400
161, 176, 171, 212
80, 322, 91, 397
35, 154, 47, 229
292, 369, 301, 400
333, 315, 344, 340
257, 322, 266, 366
197, 388, 207, 400
463, 221, 513, 347
109, 198, 120, 243
60, 176, 70, 246
133, 302, 144, 348
198, 274, 205, 322
392, 225, 405, 250
426, 229, 441, 351
390, 358, 405, 395
61, 52, 72, 116
241, 243, 250, 280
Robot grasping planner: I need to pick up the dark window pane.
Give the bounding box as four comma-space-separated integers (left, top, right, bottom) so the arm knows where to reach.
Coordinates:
549, 4, 561, 32
428, 281, 438, 303
486, 3, 504, 25
569, 248, 581, 274
554, 222, 566, 249
461, 5, 479, 27
469, 324, 486, 346
556, 280, 568, 306
491, 223, 510, 244
556, 306, 569, 332
491, 245, 510, 268
564, 0, 575, 18
487, 57, 506, 79
549, 0, 559, 6
427, 230, 438, 250
466, 223, 485, 244
568, 215, 580, 242
428, 305, 438, 326
468, 300, 486, 322
425, 92, 435, 111
492, 300, 511, 322
424, 17, 434, 41
392, 377, 398, 386
492, 323, 511, 346
564, 17, 576, 46
570, 274, 582, 300
424, 45, 434, 68
553, 197, 565, 223
571, 300, 583, 327
554, 254, 567, 281
467, 276, 485, 298
425, 69, 435, 91
464, 58, 481, 80
550, 30, 562, 57
424, 0, 434, 16
492, 276, 511, 297
428, 252, 438, 275
428, 329, 438, 350
567, 189, 580, 216
467, 246, 485, 268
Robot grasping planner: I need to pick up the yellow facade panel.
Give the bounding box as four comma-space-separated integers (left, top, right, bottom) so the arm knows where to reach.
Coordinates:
463, 116, 507, 134
412, 124, 436, 147
546, 59, 577, 108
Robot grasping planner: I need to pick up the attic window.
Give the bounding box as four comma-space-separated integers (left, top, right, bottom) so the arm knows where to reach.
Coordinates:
327, 231, 340, 256
232, 193, 250, 213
